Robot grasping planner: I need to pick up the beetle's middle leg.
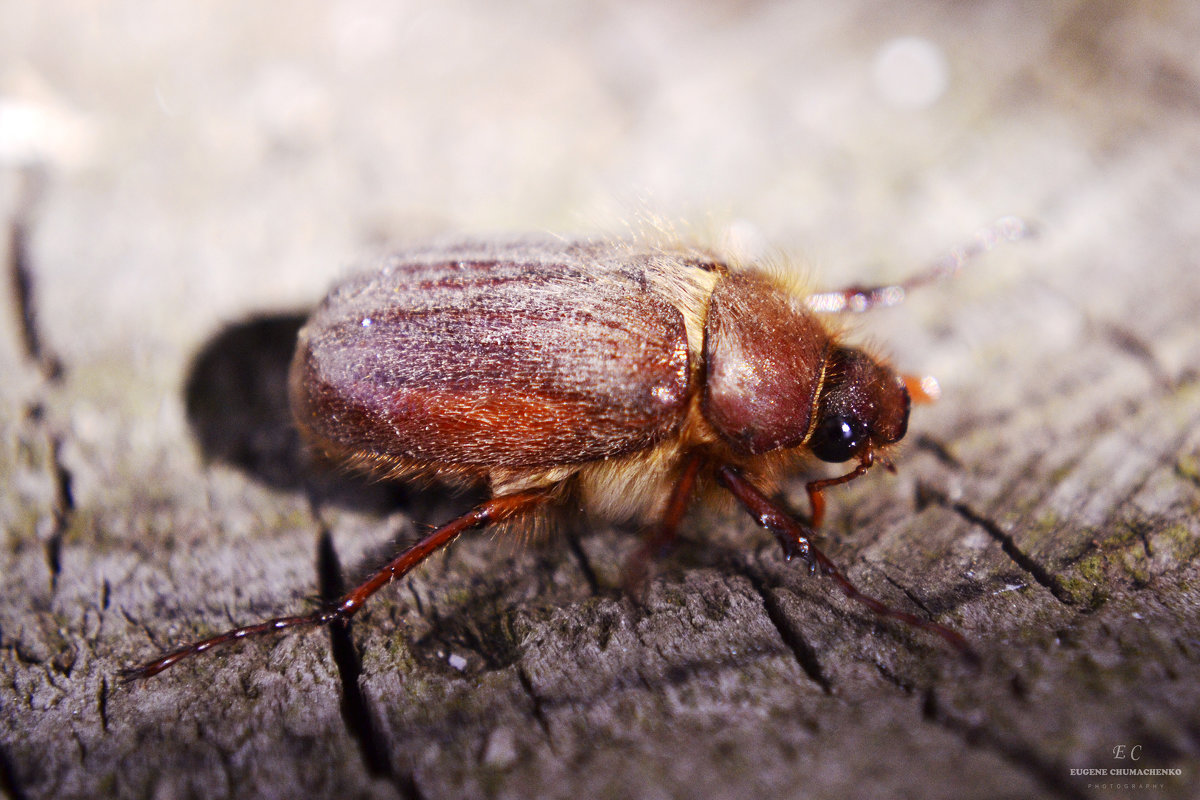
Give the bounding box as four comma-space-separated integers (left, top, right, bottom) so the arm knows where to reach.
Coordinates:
122, 488, 551, 680
623, 452, 705, 594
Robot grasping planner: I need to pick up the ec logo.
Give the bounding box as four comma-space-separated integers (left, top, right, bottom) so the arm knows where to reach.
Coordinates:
1112, 745, 1142, 761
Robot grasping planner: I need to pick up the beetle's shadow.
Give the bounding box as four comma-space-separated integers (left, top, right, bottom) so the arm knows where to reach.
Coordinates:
184, 312, 424, 514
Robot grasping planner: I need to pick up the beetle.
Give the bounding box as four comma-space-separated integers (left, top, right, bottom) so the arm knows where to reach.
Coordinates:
124, 218, 1029, 679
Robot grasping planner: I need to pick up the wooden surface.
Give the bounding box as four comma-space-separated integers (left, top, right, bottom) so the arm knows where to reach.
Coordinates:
2, 2, 1199, 799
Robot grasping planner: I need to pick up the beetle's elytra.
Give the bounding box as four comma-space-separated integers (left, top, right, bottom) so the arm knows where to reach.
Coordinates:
126, 221, 1030, 679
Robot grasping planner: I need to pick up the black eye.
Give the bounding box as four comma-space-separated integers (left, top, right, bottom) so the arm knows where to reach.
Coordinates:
809, 414, 867, 463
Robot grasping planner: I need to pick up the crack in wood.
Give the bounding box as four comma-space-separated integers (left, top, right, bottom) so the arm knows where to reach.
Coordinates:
912, 434, 964, 469
564, 530, 600, 596
4, 172, 61, 382
299, 515, 427, 800
919, 485, 1072, 604
922, 688, 1089, 800
516, 666, 555, 748
118, 607, 165, 652
1093, 319, 1174, 391
314, 527, 430, 800
49, 437, 74, 518
881, 572, 933, 617
744, 574, 832, 694
406, 582, 425, 617
872, 661, 917, 694
41, 538, 60, 595
41, 435, 74, 593
315, 528, 398, 785
97, 676, 110, 733
0, 739, 28, 800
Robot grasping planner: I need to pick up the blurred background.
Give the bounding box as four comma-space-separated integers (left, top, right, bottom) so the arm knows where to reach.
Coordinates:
7, 0, 1194, 377
3, 1, 1199, 798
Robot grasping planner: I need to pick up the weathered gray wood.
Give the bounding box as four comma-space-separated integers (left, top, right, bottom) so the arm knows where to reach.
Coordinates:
3, 2, 1199, 799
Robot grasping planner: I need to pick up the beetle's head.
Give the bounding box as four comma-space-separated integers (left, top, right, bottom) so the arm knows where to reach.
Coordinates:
807, 346, 910, 464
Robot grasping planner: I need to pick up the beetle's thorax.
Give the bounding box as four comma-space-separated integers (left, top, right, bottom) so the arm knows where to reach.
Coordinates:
700, 272, 831, 456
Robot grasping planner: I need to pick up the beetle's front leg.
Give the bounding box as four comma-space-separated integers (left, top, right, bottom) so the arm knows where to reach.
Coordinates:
717, 465, 975, 660
805, 452, 875, 528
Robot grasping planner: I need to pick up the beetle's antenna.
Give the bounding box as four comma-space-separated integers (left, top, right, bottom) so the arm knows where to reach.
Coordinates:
805, 216, 1035, 314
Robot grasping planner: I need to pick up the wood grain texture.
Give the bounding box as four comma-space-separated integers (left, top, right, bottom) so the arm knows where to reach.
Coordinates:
2, 2, 1199, 800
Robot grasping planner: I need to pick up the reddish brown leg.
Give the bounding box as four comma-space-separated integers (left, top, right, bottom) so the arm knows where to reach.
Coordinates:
624, 452, 704, 594
718, 465, 975, 660
806, 452, 875, 529
122, 489, 550, 680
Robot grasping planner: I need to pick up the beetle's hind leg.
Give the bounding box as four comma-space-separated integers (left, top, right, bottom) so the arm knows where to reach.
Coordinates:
122, 488, 551, 681
623, 452, 705, 595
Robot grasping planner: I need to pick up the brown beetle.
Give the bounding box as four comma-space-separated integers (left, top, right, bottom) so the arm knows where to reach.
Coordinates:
125, 219, 1029, 679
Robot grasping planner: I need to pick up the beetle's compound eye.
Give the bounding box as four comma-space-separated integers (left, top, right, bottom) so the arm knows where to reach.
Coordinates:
809, 413, 868, 463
